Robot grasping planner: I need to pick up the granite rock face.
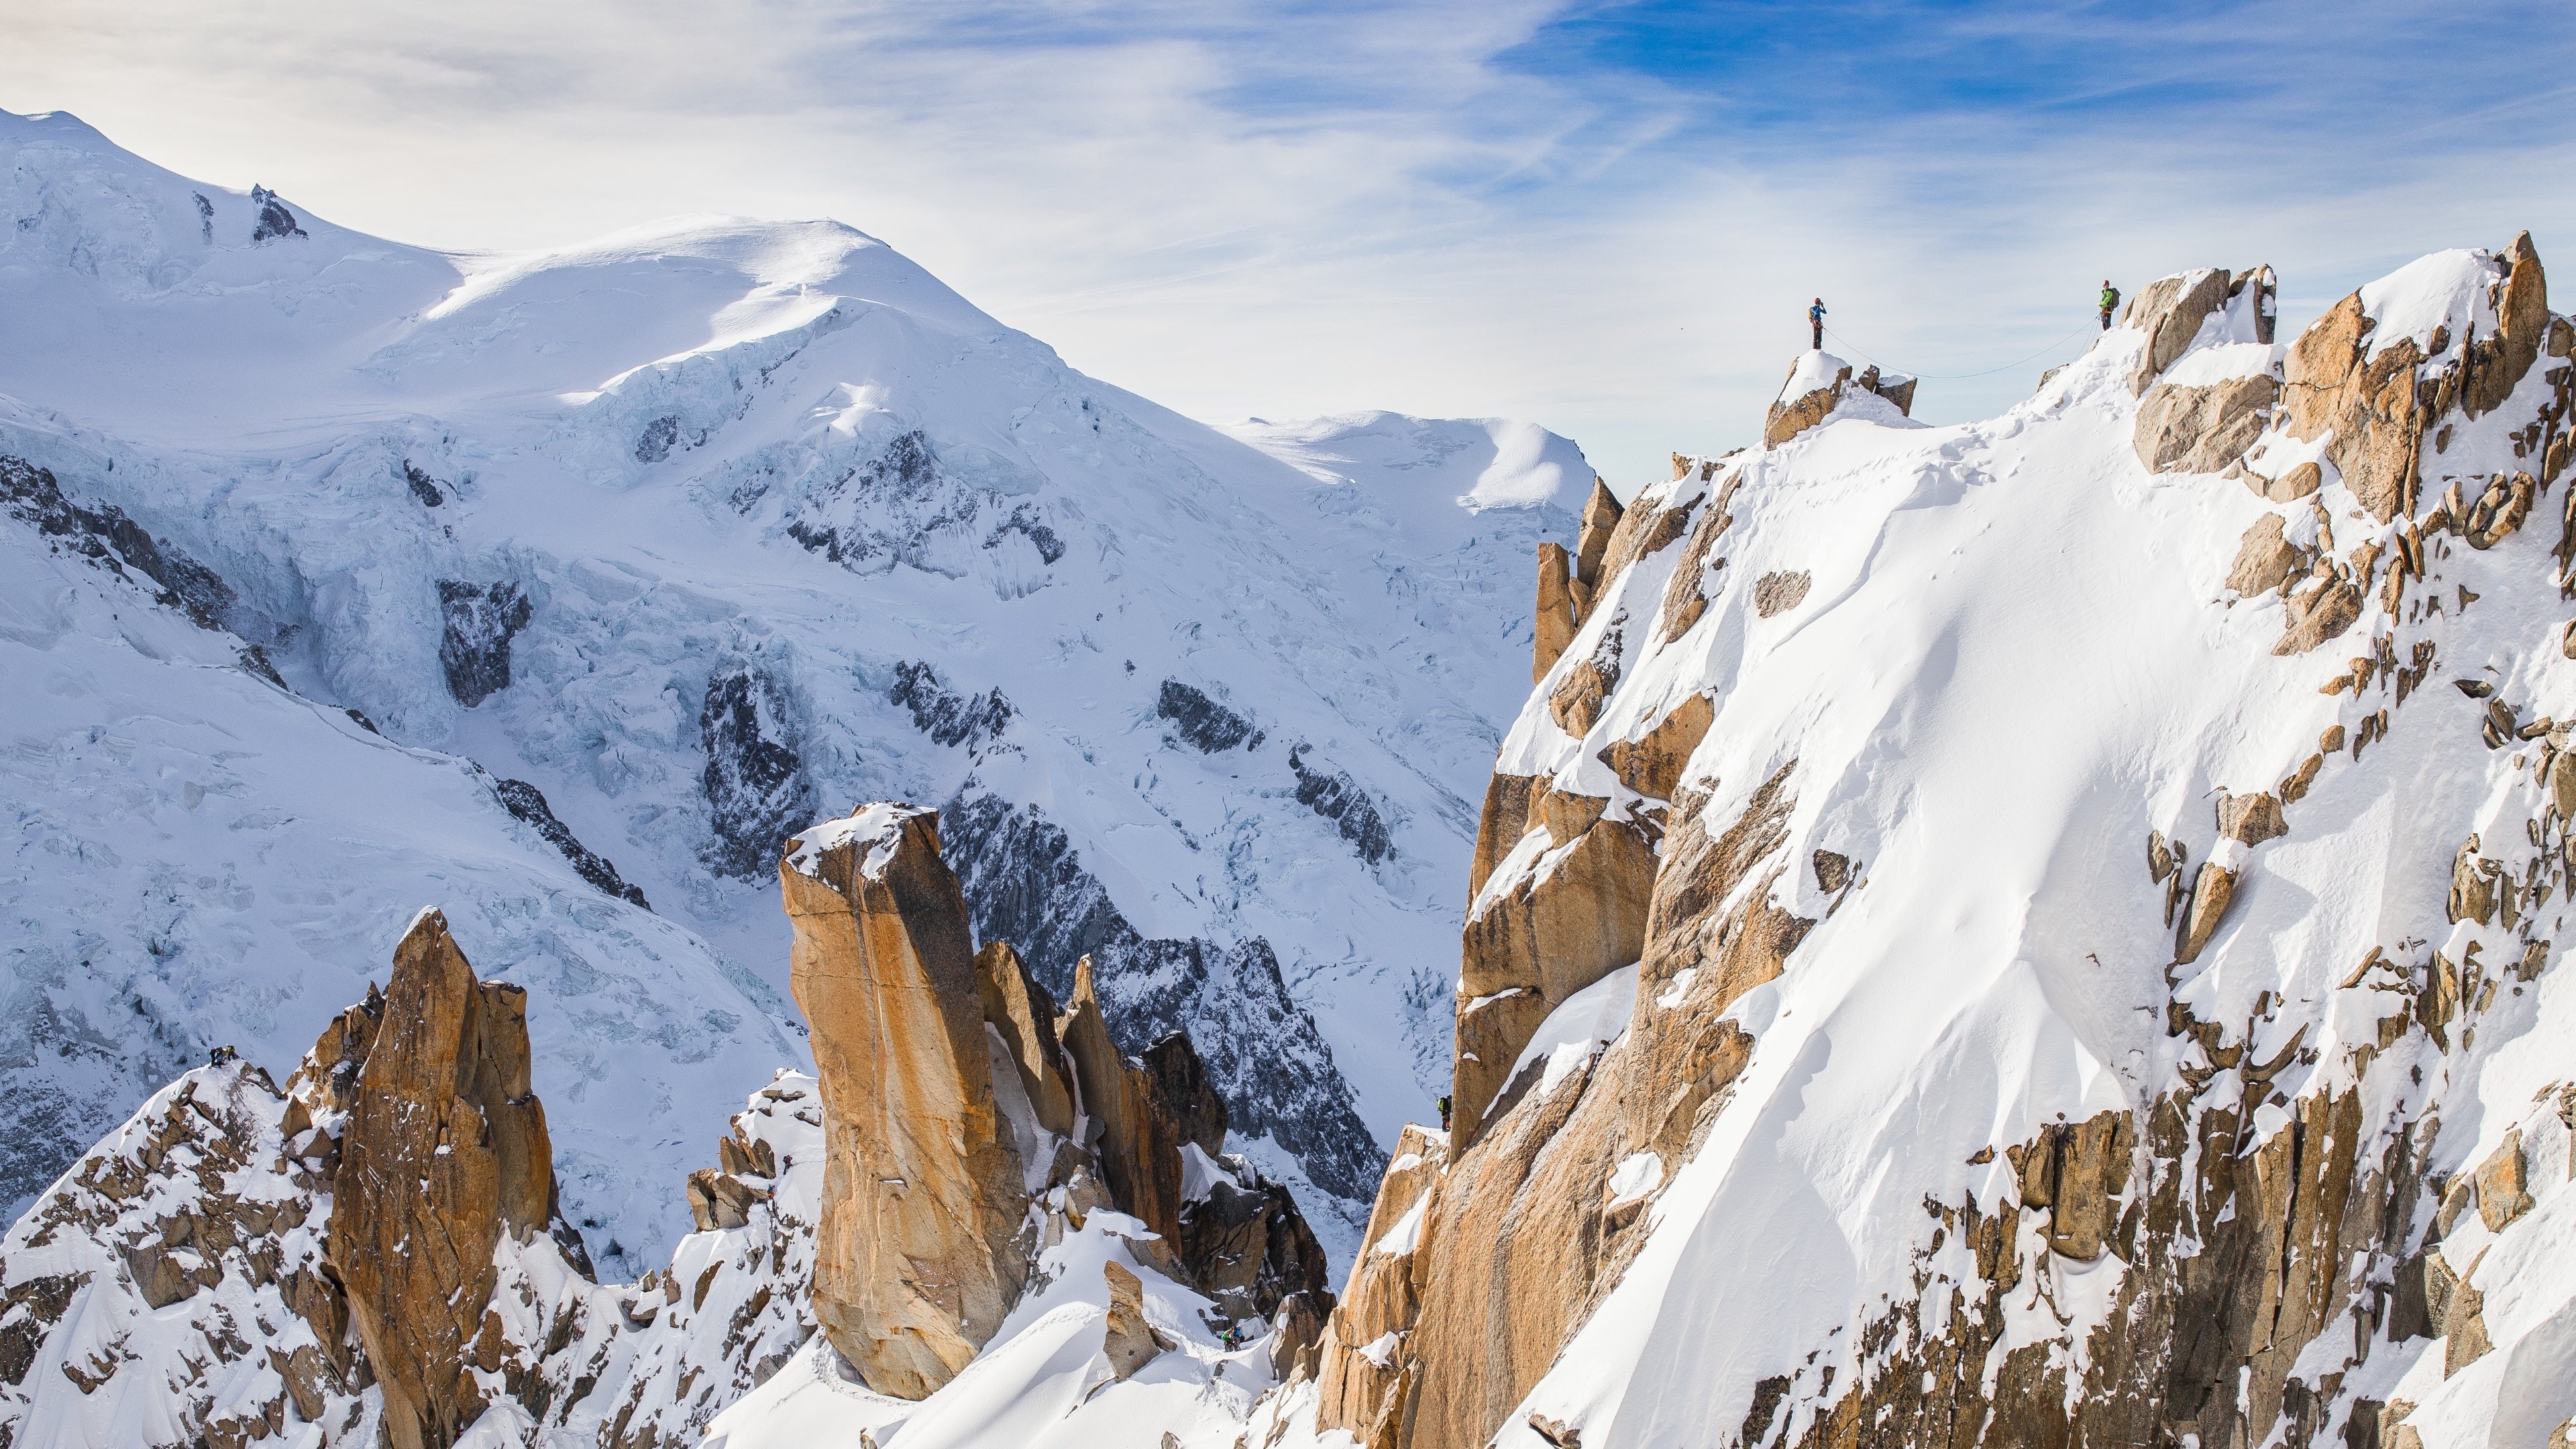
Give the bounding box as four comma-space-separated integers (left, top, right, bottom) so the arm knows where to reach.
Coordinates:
781, 802, 1338, 1397
780, 804, 1034, 1397
323, 909, 568, 1449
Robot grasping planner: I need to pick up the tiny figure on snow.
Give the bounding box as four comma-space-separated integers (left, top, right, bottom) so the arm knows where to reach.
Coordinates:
1437, 1093, 1452, 1130
1809, 297, 1827, 350
209, 1044, 238, 1067
2098, 280, 2121, 331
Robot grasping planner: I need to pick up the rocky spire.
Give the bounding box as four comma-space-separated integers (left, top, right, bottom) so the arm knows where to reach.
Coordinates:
780, 803, 1033, 1399
323, 908, 568, 1449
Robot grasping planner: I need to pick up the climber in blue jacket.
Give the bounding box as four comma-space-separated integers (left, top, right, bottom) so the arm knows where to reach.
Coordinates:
1809, 297, 1827, 350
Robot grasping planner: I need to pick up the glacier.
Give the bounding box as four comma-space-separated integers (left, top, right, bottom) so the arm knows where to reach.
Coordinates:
0, 105, 1586, 1274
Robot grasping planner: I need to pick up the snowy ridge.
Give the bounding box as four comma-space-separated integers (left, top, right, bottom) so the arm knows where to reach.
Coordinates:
1505, 252, 2576, 1448
1265, 242, 2576, 1449
0, 107, 1587, 1267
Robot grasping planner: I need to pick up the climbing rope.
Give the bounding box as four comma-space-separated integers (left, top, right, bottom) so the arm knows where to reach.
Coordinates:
1821, 320, 2099, 382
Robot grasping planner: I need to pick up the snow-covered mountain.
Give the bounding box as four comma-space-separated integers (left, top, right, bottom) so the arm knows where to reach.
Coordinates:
1284, 247, 2576, 1449
0, 106, 1587, 1272
20, 104, 2575, 1449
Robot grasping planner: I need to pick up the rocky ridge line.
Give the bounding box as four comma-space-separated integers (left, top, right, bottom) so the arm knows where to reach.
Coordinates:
1292, 236, 2576, 1449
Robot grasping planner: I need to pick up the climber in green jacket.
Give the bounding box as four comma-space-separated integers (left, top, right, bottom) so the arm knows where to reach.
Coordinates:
2099, 281, 2121, 331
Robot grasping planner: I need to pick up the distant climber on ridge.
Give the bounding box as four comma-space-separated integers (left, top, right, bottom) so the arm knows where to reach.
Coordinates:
2098, 280, 2121, 330
1809, 297, 1827, 349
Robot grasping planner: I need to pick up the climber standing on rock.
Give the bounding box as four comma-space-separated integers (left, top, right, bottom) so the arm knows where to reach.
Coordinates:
2098, 280, 2121, 330
1809, 297, 1827, 349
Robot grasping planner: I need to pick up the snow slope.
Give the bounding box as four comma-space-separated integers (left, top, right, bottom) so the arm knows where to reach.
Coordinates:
0, 107, 1582, 1266
1489, 255, 2576, 1448
1254, 245, 2576, 1449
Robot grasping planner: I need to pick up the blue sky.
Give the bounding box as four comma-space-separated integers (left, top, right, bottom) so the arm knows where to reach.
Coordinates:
7, 0, 2574, 492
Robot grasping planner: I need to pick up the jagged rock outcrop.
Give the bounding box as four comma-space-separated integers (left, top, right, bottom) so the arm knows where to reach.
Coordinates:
1452, 460, 1732, 1146
2274, 237, 2554, 523
2125, 266, 2233, 394
1053, 954, 1333, 1318
935, 792, 1387, 1205
890, 659, 1016, 751
323, 909, 570, 1449
247, 184, 304, 243
779, 802, 1337, 1396
1304, 240, 2576, 1449
1157, 678, 1264, 752
3, 798, 1343, 1442
1289, 744, 1396, 863
700, 661, 814, 877
2137, 369, 2278, 474
3, 454, 239, 631
1535, 541, 1578, 680
436, 578, 531, 707
2129, 265, 2282, 474
977, 941, 1078, 1136
1763, 352, 1917, 448
0, 1062, 362, 1448
1104, 1260, 1176, 1379
780, 803, 1033, 1397
492, 776, 652, 907
0, 909, 593, 1449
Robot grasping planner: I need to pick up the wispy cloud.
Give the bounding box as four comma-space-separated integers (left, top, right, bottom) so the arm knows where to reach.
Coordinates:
5, 0, 2573, 487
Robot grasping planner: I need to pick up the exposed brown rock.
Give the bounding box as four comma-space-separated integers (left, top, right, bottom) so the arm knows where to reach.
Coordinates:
1764, 360, 1851, 447
2218, 790, 2286, 846
2463, 232, 2549, 418
1453, 800, 1655, 1140
2461, 470, 2537, 550
327, 908, 566, 1449
1058, 956, 1275, 1298
2226, 514, 2306, 596
1270, 1289, 1330, 1385
1753, 570, 1811, 617
1316, 1124, 1450, 1432
1655, 473, 1737, 643
1858, 364, 1918, 415
2126, 266, 2233, 394
1380, 776, 1803, 1449
2137, 373, 2277, 474
1812, 849, 1851, 894
1534, 543, 1577, 682
2445, 1266, 2492, 1377
2008, 1110, 2136, 1260
781, 805, 1030, 1399
1468, 773, 1544, 906
1596, 694, 1714, 802
686, 1167, 761, 1231
1548, 656, 1617, 736
975, 941, 1076, 1138
2473, 1126, 2533, 1231
2275, 577, 2363, 655
2174, 862, 2237, 963
2250, 460, 2323, 502
2280, 291, 2430, 521
1574, 478, 1621, 598
2449, 836, 2498, 927
1172, 1153, 1332, 1324
1103, 1260, 1175, 1379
